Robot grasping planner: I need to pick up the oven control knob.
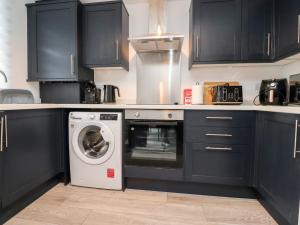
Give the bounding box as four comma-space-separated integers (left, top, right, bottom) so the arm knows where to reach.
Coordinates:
134, 112, 140, 118
168, 113, 173, 119
89, 114, 96, 120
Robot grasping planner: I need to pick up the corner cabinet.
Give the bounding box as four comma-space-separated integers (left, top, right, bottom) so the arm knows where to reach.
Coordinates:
26, 0, 93, 81
257, 112, 300, 225
189, 0, 242, 66
82, 1, 129, 70
243, 0, 274, 62
275, 0, 300, 59
0, 110, 63, 209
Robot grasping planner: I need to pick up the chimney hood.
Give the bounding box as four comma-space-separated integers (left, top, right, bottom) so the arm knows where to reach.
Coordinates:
129, 0, 184, 53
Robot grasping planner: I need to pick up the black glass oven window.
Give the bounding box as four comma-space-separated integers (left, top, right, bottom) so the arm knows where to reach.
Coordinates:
125, 121, 183, 168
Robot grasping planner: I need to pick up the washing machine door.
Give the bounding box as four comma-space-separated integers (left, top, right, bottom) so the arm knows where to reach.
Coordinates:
72, 122, 115, 165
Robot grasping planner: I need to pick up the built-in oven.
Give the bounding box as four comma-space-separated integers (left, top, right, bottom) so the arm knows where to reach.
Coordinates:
125, 110, 184, 169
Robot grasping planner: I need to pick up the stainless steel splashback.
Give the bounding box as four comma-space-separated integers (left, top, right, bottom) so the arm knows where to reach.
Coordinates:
136, 50, 181, 105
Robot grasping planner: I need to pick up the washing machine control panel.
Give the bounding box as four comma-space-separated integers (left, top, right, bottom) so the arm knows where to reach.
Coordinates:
100, 114, 118, 121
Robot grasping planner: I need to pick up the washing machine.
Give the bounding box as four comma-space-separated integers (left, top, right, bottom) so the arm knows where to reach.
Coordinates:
69, 112, 122, 190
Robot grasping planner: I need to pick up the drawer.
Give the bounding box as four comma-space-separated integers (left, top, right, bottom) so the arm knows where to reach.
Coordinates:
185, 110, 254, 128
185, 143, 250, 185
185, 126, 252, 145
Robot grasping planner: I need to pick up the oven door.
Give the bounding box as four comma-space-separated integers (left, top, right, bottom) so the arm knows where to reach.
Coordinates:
125, 120, 183, 168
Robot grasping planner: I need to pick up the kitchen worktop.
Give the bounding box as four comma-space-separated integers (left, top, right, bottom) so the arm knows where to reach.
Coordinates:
0, 103, 300, 114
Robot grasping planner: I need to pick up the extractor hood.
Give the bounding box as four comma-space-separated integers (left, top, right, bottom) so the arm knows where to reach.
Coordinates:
129, 0, 184, 53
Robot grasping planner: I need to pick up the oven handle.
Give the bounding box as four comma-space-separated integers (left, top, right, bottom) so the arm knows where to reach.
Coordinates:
127, 121, 179, 126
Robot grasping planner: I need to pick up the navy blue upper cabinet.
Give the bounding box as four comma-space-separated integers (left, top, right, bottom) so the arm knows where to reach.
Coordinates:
275, 0, 300, 59
189, 0, 242, 66
27, 0, 93, 81
82, 1, 129, 71
1, 110, 62, 208
243, 0, 274, 61
257, 112, 300, 225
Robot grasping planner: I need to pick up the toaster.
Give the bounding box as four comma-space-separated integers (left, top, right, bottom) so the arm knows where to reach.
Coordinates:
211, 85, 243, 105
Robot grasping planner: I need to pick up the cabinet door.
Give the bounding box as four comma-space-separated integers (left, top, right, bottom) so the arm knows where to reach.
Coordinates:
275, 0, 300, 58
0, 112, 4, 209
1, 110, 62, 208
185, 143, 251, 186
245, 0, 274, 61
258, 113, 300, 225
192, 0, 242, 63
83, 3, 121, 67
27, 2, 77, 81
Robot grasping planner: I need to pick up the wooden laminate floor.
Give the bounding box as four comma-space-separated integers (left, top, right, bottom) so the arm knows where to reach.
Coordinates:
5, 184, 277, 225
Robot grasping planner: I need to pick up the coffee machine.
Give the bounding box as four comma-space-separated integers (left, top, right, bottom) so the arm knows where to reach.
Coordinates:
259, 79, 288, 106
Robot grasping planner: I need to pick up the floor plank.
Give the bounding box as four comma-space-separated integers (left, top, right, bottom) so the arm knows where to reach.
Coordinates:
5, 183, 278, 225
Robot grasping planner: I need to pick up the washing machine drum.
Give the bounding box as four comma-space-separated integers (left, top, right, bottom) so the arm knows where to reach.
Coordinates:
72, 122, 115, 165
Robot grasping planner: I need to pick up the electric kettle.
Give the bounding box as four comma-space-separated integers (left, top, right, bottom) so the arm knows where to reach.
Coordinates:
103, 85, 120, 103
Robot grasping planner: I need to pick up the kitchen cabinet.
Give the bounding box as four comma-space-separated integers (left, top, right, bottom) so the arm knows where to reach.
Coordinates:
1, 110, 63, 208
184, 111, 255, 186
26, 0, 93, 81
243, 0, 274, 61
0, 111, 4, 209
82, 1, 129, 70
275, 0, 300, 59
189, 0, 242, 66
257, 112, 300, 225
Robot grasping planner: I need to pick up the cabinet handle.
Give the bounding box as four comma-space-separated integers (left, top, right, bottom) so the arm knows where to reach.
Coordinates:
5, 115, 7, 148
70, 54, 75, 75
298, 15, 300, 44
267, 32, 271, 56
205, 117, 233, 120
0, 117, 3, 152
116, 40, 119, 61
205, 147, 233, 151
205, 133, 233, 137
196, 36, 199, 59
294, 120, 300, 158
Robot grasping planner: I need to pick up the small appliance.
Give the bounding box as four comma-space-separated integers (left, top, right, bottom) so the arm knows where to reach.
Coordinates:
83, 84, 101, 104
289, 74, 300, 105
103, 85, 120, 103
259, 79, 288, 105
69, 112, 122, 190
211, 84, 243, 105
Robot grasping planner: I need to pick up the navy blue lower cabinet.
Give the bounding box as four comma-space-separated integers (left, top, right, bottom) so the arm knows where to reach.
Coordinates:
185, 143, 251, 186
0, 111, 4, 209
257, 112, 300, 225
184, 110, 254, 186
1, 110, 63, 208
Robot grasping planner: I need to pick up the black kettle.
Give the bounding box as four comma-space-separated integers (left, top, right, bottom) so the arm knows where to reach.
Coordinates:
103, 85, 120, 103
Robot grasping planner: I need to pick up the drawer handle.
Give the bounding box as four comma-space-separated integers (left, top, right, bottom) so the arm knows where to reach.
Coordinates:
205, 147, 233, 151
205, 133, 233, 137
205, 117, 233, 120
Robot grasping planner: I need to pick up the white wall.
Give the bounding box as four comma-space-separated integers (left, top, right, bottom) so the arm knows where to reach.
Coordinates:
6, 0, 299, 104
0, 0, 11, 88
1, 0, 39, 101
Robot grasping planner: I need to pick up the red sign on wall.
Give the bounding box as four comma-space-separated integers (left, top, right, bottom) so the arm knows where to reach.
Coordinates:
184, 89, 192, 105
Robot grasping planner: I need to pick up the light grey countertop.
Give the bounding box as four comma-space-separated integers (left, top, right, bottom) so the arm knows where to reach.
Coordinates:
0, 103, 299, 114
